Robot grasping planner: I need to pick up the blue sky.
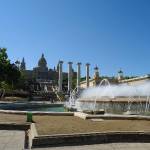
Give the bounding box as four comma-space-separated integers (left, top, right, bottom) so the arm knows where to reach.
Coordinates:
0, 0, 150, 77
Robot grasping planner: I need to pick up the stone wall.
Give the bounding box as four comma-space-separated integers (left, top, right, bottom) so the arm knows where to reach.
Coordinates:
32, 132, 150, 148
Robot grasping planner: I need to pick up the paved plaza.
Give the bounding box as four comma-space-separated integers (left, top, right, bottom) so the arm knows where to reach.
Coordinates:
0, 130, 24, 150
33, 143, 150, 150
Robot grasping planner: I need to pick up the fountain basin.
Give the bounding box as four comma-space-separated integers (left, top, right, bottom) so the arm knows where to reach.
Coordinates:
76, 96, 150, 115
78, 96, 149, 102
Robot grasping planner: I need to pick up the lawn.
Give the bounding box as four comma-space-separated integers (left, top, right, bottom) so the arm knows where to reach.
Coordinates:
0, 113, 150, 135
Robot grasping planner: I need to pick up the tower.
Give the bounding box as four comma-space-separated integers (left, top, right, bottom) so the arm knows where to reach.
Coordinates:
94, 66, 100, 85
20, 57, 26, 70
118, 69, 123, 81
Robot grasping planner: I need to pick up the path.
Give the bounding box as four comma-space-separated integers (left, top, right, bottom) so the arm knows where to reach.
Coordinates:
0, 130, 25, 150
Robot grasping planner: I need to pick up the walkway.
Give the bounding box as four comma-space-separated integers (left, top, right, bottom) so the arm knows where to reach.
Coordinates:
0, 130, 25, 150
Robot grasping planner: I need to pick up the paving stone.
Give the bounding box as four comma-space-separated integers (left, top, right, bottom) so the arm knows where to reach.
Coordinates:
0, 130, 25, 150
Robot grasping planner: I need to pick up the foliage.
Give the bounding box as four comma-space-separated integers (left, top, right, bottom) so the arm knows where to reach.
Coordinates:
15, 71, 27, 90
0, 48, 21, 89
80, 77, 86, 82
0, 81, 12, 90
72, 77, 77, 89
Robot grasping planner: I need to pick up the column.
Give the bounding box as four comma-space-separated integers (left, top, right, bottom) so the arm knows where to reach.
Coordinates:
86, 63, 90, 88
58, 61, 63, 92
68, 62, 73, 92
77, 62, 82, 91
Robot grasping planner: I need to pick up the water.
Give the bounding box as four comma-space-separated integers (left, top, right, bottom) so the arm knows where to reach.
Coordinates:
23, 106, 65, 112
0, 104, 65, 112
93, 79, 114, 111
65, 87, 80, 109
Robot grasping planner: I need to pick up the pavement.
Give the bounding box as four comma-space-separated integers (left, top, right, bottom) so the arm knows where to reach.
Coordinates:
0, 130, 25, 150
33, 143, 150, 150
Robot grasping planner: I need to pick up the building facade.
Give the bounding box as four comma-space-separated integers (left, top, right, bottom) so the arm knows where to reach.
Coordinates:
21, 54, 68, 83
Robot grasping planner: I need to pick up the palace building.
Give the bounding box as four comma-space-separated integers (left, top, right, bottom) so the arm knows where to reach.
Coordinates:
20, 54, 68, 83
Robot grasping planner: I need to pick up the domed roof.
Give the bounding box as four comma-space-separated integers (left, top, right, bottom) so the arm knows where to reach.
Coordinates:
38, 53, 47, 68
94, 65, 99, 70
118, 69, 123, 74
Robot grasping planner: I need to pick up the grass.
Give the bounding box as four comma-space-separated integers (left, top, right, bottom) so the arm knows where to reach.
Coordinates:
0, 113, 26, 123
0, 113, 150, 135
34, 115, 150, 135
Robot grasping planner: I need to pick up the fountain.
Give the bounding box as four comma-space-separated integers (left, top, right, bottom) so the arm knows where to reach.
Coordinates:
93, 79, 114, 112
75, 80, 150, 115
44, 85, 48, 93
65, 87, 80, 111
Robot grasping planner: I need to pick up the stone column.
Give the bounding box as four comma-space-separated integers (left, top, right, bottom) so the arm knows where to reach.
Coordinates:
58, 61, 63, 92
68, 62, 73, 92
86, 63, 90, 88
77, 62, 81, 91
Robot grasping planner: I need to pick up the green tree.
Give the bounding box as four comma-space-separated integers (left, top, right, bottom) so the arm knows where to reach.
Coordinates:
0, 48, 21, 89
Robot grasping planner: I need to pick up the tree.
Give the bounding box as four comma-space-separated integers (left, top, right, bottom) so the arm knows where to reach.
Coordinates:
0, 48, 10, 82
0, 48, 21, 89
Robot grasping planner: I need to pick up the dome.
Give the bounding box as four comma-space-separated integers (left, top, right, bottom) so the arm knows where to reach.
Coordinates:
118, 69, 123, 74
94, 65, 99, 71
38, 53, 47, 68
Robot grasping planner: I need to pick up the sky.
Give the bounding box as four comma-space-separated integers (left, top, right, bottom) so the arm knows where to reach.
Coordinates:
0, 0, 150, 77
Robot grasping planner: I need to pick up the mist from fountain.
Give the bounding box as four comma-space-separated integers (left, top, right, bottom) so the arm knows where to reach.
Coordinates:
80, 82, 150, 98
65, 87, 81, 109
93, 79, 114, 111
78, 81, 150, 114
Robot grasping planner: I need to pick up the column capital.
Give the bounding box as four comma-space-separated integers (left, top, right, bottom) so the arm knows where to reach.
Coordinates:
68, 62, 73, 65
77, 62, 82, 65
59, 60, 63, 64
86, 63, 90, 66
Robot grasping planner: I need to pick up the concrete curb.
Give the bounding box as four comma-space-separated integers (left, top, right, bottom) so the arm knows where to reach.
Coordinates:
32, 131, 150, 148
74, 112, 88, 119
0, 122, 31, 130
0, 110, 74, 116
26, 123, 38, 149
74, 112, 150, 120
86, 114, 150, 120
